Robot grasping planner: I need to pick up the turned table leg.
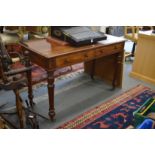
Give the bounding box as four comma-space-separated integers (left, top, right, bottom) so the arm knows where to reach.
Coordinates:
90, 59, 96, 80
112, 53, 120, 90
47, 70, 55, 120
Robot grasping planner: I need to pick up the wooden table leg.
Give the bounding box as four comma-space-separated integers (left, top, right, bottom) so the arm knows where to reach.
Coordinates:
47, 70, 55, 120
90, 59, 96, 80
112, 53, 119, 90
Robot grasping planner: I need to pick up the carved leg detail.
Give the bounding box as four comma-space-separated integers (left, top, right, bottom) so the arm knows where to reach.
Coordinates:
47, 70, 55, 120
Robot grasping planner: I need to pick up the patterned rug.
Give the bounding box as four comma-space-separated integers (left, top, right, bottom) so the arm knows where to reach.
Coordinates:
58, 85, 155, 129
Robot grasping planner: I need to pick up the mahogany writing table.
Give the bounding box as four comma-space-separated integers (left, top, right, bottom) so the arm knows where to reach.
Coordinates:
20, 35, 125, 120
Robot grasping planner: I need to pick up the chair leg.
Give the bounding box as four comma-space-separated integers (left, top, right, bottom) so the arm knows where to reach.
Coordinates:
24, 51, 35, 107
14, 89, 25, 128
131, 42, 136, 57
26, 70, 35, 107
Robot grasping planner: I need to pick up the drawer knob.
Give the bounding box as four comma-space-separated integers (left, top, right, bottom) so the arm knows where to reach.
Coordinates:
64, 59, 69, 63
84, 54, 88, 58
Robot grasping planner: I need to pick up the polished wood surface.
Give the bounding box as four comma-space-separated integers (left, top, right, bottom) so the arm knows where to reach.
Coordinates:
22, 36, 125, 68
130, 30, 155, 85
20, 35, 125, 119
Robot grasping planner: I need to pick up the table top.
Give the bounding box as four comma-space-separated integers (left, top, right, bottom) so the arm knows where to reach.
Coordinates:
21, 35, 126, 59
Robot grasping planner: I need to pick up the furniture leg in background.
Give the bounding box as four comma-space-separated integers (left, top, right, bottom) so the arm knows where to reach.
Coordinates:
131, 42, 136, 57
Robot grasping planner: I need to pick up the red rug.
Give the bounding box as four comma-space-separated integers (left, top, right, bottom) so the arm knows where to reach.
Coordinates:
58, 85, 155, 129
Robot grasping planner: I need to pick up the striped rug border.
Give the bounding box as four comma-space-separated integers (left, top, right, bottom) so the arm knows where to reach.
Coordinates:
58, 85, 150, 129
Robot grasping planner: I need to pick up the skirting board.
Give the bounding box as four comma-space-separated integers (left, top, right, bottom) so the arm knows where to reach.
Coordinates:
130, 71, 155, 85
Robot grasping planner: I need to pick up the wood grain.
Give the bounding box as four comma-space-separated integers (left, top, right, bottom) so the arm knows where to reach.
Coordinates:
130, 31, 155, 85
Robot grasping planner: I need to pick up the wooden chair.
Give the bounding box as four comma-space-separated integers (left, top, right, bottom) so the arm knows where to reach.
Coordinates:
124, 26, 140, 59
0, 36, 33, 128
124, 26, 153, 60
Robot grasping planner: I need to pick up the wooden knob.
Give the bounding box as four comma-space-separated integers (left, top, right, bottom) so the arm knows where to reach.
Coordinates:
64, 59, 69, 63
84, 54, 88, 58
114, 46, 117, 49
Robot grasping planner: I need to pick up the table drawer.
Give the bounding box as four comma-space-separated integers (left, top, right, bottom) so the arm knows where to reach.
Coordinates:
95, 43, 123, 57
56, 50, 95, 67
